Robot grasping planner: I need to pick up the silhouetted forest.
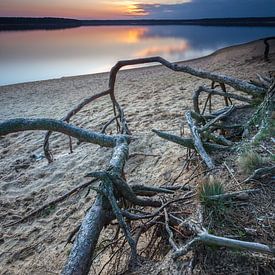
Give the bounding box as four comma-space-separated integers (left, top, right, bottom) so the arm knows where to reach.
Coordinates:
1, 17, 275, 31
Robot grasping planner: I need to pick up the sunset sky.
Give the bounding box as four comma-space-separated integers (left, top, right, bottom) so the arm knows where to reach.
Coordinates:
0, 0, 274, 19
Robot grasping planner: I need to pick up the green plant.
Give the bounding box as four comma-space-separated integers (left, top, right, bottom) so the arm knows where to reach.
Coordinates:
198, 176, 224, 205
236, 150, 264, 175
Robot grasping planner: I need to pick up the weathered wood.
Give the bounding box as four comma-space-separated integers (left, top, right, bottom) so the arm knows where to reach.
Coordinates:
0, 118, 118, 148
202, 132, 233, 146
152, 129, 229, 152
200, 105, 235, 132
63, 136, 131, 275
173, 227, 275, 259
185, 111, 215, 169
109, 57, 264, 97
62, 195, 112, 275
193, 86, 252, 114
207, 189, 261, 200
43, 56, 264, 162
87, 172, 162, 207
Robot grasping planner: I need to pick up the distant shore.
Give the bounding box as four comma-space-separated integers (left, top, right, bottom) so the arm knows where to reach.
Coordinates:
1, 17, 275, 30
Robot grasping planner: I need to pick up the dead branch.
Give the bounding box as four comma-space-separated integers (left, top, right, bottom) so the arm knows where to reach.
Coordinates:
87, 171, 162, 207
164, 207, 179, 251
62, 195, 113, 275
207, 189, 261, 201
185, 111, 215, 169
152, 129, 230, 152
193, 86, 252, 114
199, 105, 235, 133
42, 56, 264, 162
0, 118, 120, 148
173, 229, 275, 259
101, 115, 120, 134
109, 57, 265, 97
243, 165, 275, 183
63, 136, 131, 274
131, 184, 176, 196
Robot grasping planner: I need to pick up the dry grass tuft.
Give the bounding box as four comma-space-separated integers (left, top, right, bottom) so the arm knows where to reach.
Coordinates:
237, 150, 264, 175
198, 176, 224, 205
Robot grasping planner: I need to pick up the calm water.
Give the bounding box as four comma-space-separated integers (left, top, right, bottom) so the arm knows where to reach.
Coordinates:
0, 25, 274, 86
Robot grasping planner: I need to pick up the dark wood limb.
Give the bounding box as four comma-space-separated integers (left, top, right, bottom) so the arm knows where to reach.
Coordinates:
108, 57, 264, 97
63, 195, 113, 275
101, 177, 138, 268
0, 118, 122, 148
200, 105, 235, 133
87, 172, 162, 207
101, 115, 120, 134
122, 191, 195, 221
193, 86, 252, 114
152, 129, 230, 152
131, 184, 176, 196
185, 111, 215, 169
113, 100, 131, 135
207, 189, 261, 201
173, 229, 275, 259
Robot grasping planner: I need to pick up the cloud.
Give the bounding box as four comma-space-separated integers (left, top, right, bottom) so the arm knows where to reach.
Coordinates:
136, 0, 275, 19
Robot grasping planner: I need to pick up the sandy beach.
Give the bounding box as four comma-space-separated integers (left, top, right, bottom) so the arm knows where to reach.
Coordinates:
0, 39, 274, 274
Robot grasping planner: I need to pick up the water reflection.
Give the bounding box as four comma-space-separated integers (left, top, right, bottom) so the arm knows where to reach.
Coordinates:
0, 25, 274, 85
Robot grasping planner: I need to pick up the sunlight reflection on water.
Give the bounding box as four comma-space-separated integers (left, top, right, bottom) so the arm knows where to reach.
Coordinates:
0, 25, 274, 85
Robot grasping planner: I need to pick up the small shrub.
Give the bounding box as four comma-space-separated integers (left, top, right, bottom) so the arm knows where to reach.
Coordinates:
237, 150, 264, 175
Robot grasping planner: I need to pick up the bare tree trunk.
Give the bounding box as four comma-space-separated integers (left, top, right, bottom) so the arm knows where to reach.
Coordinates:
62, 195, 112, 275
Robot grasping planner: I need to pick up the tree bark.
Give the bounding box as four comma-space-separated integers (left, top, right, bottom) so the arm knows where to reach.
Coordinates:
0, 118, 118, 148
62, 195, 112, 275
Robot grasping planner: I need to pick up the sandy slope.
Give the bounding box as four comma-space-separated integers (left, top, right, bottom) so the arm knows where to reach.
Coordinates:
0, 39, 274, 274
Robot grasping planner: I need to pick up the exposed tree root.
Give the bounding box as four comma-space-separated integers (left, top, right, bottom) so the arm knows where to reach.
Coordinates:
1, 56, 273, 275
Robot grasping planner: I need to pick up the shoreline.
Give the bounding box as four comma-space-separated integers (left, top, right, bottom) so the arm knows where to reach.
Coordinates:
0, 37, 271, 89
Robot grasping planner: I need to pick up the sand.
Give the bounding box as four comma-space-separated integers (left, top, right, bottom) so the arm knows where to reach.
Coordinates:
0, 39, 274, 274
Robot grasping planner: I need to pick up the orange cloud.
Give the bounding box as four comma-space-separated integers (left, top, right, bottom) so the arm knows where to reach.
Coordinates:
0, 0, 150, 19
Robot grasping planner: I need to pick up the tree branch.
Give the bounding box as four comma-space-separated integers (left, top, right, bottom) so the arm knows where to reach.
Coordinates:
0, 118, 119, 148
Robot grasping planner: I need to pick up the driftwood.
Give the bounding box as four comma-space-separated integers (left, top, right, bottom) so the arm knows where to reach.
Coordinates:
193, 86, 252, 114
43, 56, 264, 162
173, 228, 275, 259
1, 55, 273, 275
168, 206, 275, 259
185, 111, 215, 169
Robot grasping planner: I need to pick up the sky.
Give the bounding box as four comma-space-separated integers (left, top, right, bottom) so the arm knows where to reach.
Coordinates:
0, 0, 275, 19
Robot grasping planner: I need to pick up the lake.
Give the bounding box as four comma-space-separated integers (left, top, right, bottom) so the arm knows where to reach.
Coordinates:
0, 25, 274, 86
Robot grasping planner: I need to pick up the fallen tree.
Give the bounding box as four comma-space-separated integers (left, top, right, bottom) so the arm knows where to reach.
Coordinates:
1, 56, 274, 275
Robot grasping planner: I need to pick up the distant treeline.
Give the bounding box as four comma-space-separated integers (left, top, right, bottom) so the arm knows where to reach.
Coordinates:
1, 17, 275, 31
0, 17, 81, 30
